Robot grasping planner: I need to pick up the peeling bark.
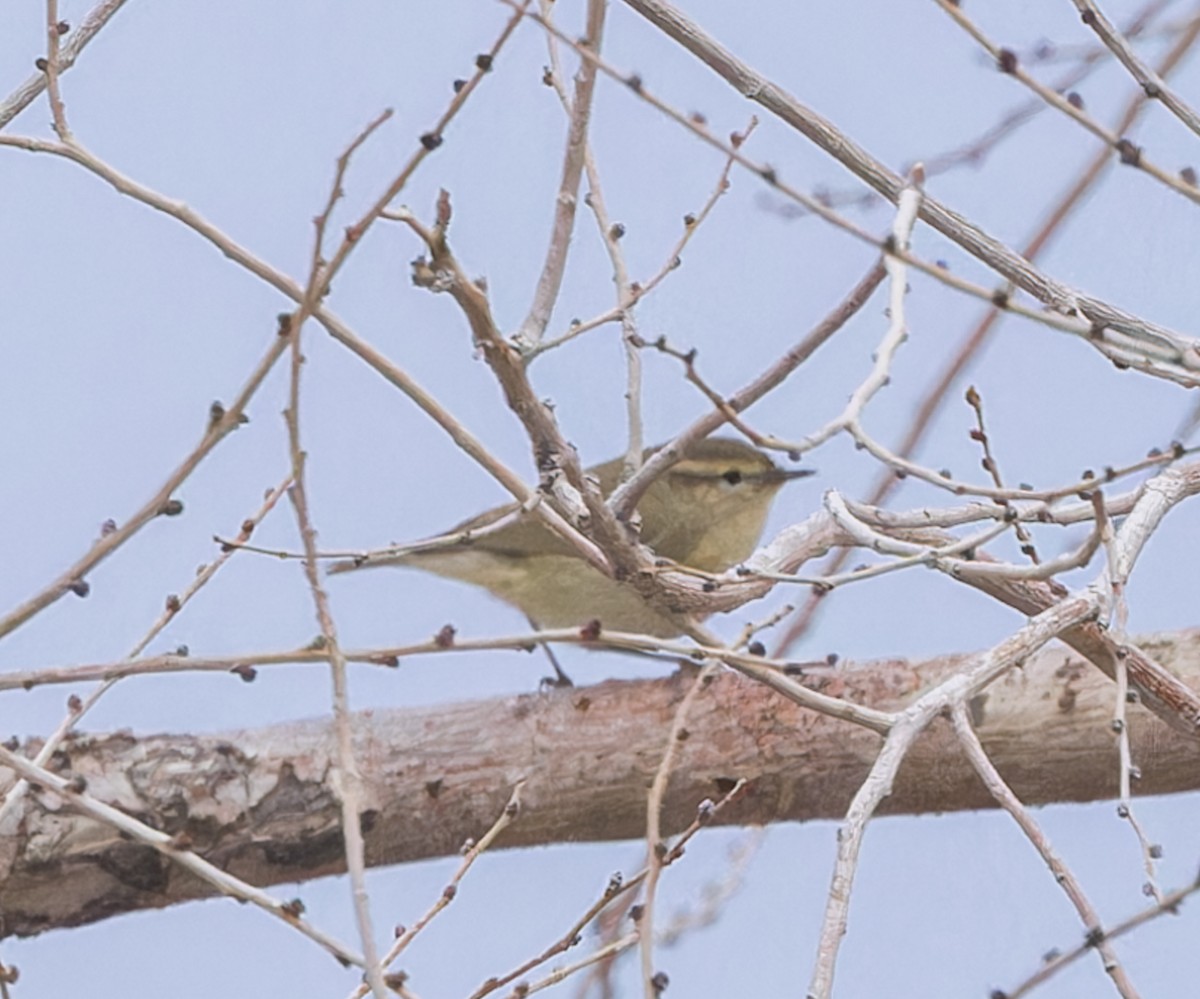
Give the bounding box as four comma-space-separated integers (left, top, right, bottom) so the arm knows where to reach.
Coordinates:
3, 629, 1199, 939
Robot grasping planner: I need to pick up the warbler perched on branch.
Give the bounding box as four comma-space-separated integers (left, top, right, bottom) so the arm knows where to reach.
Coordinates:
330, 437, 811, 638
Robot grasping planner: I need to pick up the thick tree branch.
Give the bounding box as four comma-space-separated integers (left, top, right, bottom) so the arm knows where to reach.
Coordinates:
3, 629, 1199, 939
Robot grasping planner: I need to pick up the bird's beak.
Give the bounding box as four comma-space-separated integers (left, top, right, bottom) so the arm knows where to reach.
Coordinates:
762, 467, 816, 484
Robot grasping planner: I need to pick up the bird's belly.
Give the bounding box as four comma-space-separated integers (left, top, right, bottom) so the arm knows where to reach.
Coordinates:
410, 551, 684, 637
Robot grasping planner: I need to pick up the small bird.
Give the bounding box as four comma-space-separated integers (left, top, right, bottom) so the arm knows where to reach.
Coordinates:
330, 437, 811, 638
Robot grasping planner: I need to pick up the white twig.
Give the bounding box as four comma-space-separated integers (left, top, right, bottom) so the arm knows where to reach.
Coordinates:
950, 705, 1139, 998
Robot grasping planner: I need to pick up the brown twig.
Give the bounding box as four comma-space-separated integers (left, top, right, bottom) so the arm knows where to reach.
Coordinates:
608, 258, 887, 518
513, 0, 606, 348
950, 704, 1139, 998
774, 11, 1200, 652
0, 335, 287, 640
639, 663, 717, 995
346, 782, 527, 999
468, 780, 750, 998
0, 0, 128, 129
0, 475, 293, 828
1072, 0, 1200, 139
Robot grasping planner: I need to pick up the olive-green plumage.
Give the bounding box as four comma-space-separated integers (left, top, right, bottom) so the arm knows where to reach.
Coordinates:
332, 438, 809, 636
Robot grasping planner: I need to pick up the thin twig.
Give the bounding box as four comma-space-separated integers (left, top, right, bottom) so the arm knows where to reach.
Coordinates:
608, 259, 887, 519
1003, 875, 1200, 997
1071, 1, 1200, 138
0, 0, 128, 129
936, 0, 1200, 204
514, 0, 606, 347
0, 334, 287, 640
0, 744, 367, 968
0, 476, 292, 828
42, 0, 71, 139
285, 139, 389, 995
608, 0, 1200, 378
468, 780, 749, 999
639, 663, 717, 996
346, 782, 526, 999
950, 704, 1139, 999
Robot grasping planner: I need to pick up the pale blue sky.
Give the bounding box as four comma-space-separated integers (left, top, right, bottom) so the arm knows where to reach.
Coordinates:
3, 1, 1200, 996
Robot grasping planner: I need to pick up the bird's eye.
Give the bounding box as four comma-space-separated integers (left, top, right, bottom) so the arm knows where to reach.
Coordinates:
722, 469, 743, 485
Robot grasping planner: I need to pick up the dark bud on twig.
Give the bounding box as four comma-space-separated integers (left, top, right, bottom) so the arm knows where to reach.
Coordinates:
1115, 138, 1142, 166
